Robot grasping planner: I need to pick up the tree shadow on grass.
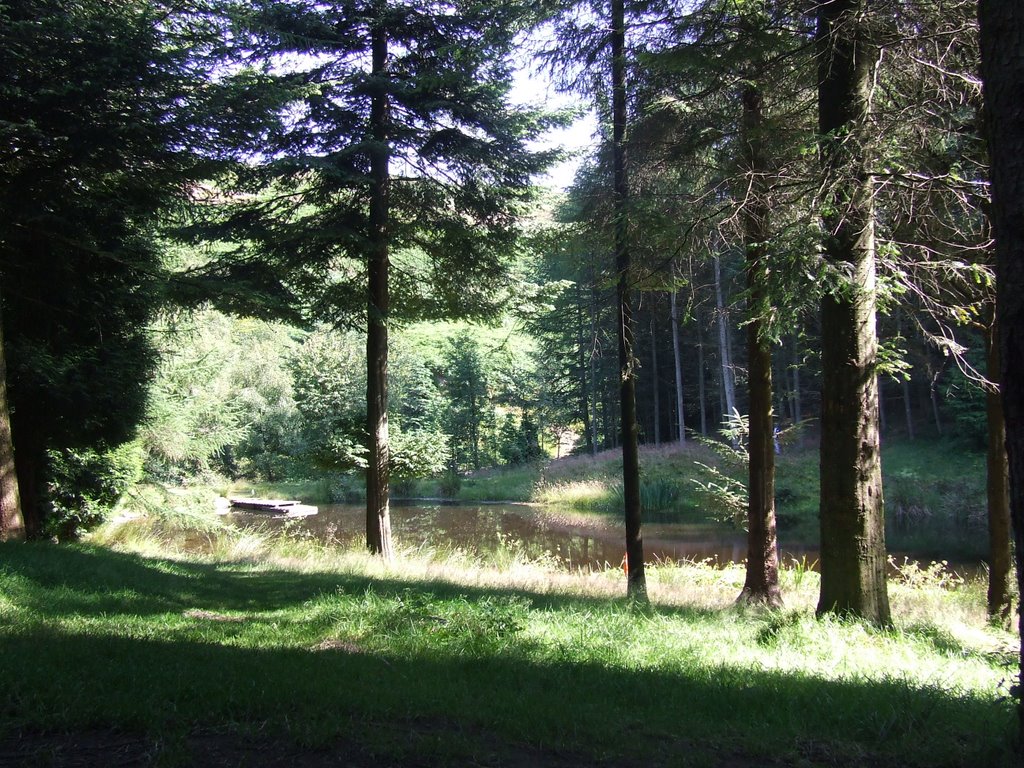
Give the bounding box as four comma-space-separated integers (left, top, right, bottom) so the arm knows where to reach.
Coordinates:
0, 543, 1016, 768
0, 542, 723, 622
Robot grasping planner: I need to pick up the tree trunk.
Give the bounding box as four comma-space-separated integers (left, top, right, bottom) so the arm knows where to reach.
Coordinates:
986, 314, 1012, 622
671, 289, 686, 443
577, 285, 594, 455
365, 18, 393, 560
714, 253, 736, 425
0, 298, 24, 542
589, 277, 600, 455
978, 0, 1024, 732
12, 429, 42, 540
650, 314, 661, 446
791, 336, 802, 429
815, 0, 890, 626
611, 0, 646, 602
901, 377, 915, 439
929, 369, 943, 436
697, 310, 708, 435
896, 311, 915, 440
737, 79, 782, 607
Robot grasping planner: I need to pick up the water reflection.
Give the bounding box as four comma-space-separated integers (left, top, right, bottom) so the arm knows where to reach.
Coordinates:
224, 502, 817, 571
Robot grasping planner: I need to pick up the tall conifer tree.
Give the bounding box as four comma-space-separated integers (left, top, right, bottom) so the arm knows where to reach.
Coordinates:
0, 0, 256, 537
235, 0, 548, 556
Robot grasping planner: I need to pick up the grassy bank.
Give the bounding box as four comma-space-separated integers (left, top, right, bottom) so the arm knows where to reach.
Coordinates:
221, 436, 988, 563
390, 437, 987, 559
0, 506, 1016, 767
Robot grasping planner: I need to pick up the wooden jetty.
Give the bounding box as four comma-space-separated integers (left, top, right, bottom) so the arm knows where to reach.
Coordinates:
227, 497, 318, 517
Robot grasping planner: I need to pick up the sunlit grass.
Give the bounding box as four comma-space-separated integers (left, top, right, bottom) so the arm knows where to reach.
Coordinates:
15, 487, 1008, 765
534, 478, 611, 510
2, 507, 1015, 765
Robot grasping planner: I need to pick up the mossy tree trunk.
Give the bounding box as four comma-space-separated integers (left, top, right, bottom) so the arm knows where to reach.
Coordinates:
815, 0, 891, 626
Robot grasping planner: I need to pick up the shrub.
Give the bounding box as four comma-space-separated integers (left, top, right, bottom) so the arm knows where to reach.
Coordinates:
44, 441, 144, 540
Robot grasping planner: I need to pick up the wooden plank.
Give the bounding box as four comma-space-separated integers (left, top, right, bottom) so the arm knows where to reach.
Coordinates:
228, 497, 301, 512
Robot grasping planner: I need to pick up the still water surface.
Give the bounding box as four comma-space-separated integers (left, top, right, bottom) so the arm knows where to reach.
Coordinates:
225, 502, 819, 571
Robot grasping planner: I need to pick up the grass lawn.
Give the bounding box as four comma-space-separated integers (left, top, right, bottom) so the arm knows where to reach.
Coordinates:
0, 505, 1016, 767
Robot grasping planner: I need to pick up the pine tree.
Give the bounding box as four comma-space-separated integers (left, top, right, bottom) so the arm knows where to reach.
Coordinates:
0, 0, 248, 537
232, 0, 549, 555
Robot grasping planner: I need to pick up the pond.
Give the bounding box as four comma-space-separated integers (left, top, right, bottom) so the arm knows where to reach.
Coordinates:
224, 501, 821, 571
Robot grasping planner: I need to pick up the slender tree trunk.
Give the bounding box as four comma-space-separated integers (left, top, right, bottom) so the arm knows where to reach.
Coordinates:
650, 314, 661, 446
791, 336, 802, 430
774, 356, 788, 423
986, 314, 1012, 622
697, 310, 708, 435
815, 0, 890, 626
717, 366, 726, 425
611, 0, 646, 602
929, 369, 943, 436
671, 289, 686, 443
896, 312, 915, 440
589, 276, 600, 455
714, 253, 736, 424
366, 18, 393, 559
0, 298, 23, 542
902, 378, 915, 439
577, 285, 594, 455
978, 2, 1024, 731
471, 384, 480, 469
738, 79, 782, 606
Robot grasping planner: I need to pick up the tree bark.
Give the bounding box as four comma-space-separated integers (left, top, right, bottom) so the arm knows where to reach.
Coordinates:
714, 253, 736, 425
929, 364, 943, 436
366, 18, 393, 560
589, 281, 600, 455
0, 296, 24, 542
697, 309, 708, 435
737, 79, 782, 607
671, 289, 686, 443
978, 0, 1024, 732
577, 284, 594, 455
12, 428, 42, 540
985, 314, 1012, 622
896, 311, 915, 440
791, 336, 802, 443
650, 314, 661, 446
815, 0, 891, 626
611, 0, 646, 602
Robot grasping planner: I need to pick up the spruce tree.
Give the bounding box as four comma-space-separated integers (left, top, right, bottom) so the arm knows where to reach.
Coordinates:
0, 0, 251, 537
232, 0, 548, 556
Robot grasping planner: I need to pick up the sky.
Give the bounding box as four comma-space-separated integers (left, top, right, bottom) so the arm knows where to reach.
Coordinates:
509, 59, 597, 192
